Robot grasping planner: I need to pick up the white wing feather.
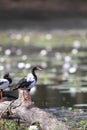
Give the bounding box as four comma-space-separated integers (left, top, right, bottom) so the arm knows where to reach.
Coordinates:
26, 73, 36, 89
0, 79, 9, 89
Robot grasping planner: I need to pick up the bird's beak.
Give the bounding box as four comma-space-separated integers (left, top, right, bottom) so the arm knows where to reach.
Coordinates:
37, 66, 43, 70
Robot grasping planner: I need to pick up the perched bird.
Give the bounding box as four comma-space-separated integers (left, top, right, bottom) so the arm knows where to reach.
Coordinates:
0, 73, 12, 102
12, 66, 42, 104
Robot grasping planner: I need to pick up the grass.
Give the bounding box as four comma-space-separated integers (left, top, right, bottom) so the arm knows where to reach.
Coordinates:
66, 119, 87, 130
0, 119, 29, 130
0, 118, 87, 130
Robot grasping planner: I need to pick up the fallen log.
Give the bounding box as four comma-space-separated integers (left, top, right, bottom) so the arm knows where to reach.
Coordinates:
0, 89, 69, 130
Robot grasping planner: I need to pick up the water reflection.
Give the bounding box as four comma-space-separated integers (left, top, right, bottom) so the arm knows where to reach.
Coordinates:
32, 85, 61, 108
32, 85, 87, 109
31, 85, 77, 108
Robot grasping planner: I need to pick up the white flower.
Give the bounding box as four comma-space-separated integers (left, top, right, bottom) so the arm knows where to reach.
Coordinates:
28, 125, 38, 130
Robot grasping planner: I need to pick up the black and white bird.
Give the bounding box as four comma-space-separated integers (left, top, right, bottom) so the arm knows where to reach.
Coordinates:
0, 73, 12, 101
12, 66, 42, 103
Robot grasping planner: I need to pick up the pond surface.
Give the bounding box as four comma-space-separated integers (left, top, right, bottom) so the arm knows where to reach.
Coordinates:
1, 31, 87, 122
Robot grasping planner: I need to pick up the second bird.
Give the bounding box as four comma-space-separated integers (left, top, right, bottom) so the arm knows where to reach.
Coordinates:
0, 73, 12, 102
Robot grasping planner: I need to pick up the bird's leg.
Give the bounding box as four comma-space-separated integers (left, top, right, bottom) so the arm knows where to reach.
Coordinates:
28, 91, 34, 105
23, 90, 34, 105
0, 90, 5, 102
0, 90, 2, 99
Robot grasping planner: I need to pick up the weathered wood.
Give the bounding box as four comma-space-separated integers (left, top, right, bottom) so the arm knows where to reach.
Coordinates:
0, 89, 69, 130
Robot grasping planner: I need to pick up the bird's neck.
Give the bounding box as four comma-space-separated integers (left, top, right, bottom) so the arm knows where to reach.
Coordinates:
32, 68, 37, 81
5, 77, 12, 84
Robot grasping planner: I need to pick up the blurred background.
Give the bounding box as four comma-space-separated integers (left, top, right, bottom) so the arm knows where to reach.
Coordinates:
1, 0, 87, 119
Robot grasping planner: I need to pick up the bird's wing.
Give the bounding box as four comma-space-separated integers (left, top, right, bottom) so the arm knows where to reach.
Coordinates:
11, 78, 26, 90
12, 78, 34, 91
22, 80, 34, 90
0, 81, 6, 85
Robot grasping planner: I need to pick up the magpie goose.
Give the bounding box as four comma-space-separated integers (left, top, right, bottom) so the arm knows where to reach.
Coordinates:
12, 66, 42, 103
0, 73, 12, 101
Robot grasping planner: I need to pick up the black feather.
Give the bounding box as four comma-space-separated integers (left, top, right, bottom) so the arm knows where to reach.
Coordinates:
0, 81, 6, 85
12, 78, 33, 90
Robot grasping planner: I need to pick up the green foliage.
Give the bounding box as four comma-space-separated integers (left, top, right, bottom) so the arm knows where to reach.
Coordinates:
65, 119, 87, 130
80, 120, 87, 130
0, 119, 29, 130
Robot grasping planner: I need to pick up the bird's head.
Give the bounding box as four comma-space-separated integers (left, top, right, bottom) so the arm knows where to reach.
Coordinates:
3, 73, 10, 79
3, 73, 12, 84
33, 66, 43, 71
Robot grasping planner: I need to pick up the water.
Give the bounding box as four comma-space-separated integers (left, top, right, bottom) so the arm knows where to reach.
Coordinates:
0, 35, 87, 123
2, 44, 87, 109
